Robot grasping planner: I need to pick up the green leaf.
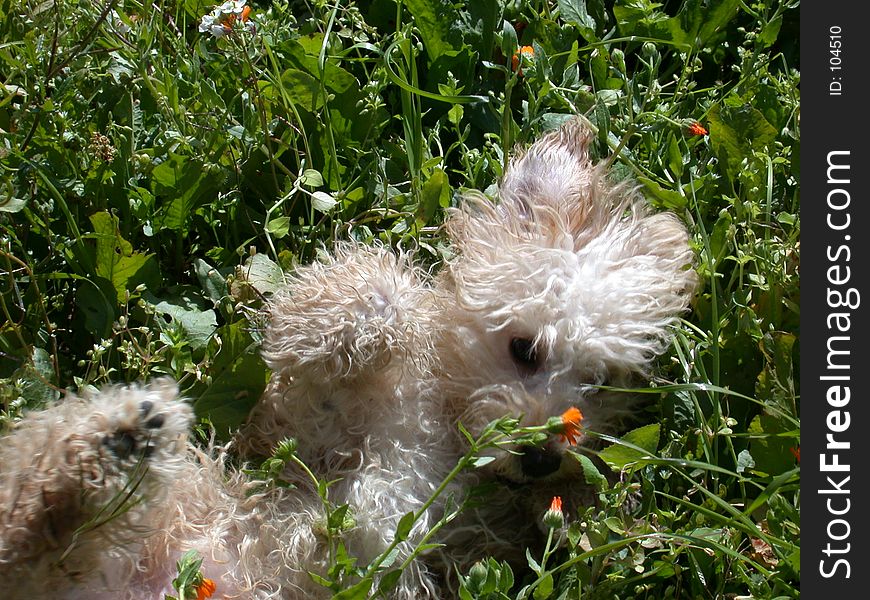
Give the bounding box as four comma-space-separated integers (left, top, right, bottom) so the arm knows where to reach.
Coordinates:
273, 68, 324, 112
403, 0, 463, 63
148, 289, 217, 350
418, 168, 450, 223
707, 102, 778, 183
194, 258, 229, 304
193, 321, 269, 437
89, 211, 159, 302
75, 277, 118, 338
238, 253, 285, 296
558, 0, 597, 41
395, 511, 416, 542
377, 570, 403, 595
151, 154, 219, 234
0, 187, 25, 212
533, 573, 554, 600
638, 176, 687, 210
328, 504, 352, 532
265, 216, 292, 238
12, 347, 60, 408
747, 414, 795, 476
598, 423, 661, 470
573, 453, 608, 491
667, 131, 684, 178
300, 169, 324, 187
471, 455, 496, 468
758, 15, 783, 47
331, 578, 373, 600
603, 516, 625, 534
311, 191, 338, 213
696, 0, 741, 48
526, 548, 542, 575
736, 449, 755, 473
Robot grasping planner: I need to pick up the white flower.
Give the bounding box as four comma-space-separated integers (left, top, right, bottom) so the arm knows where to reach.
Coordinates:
198, 14, 228, 38
199, 1, 252, 39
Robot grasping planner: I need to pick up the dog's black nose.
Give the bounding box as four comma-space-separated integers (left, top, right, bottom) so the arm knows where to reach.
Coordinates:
520, 446, 562, 478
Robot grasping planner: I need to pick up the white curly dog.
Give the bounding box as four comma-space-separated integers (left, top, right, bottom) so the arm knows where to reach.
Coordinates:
0, 119, 695, 599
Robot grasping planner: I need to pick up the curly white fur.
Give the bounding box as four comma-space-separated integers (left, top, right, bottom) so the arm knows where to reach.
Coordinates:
0, 119, 695, 599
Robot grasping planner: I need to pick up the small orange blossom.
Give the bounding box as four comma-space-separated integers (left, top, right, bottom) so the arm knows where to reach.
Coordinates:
559, 406, 584, 445
222, 5, 252, 30
686, 121, 708, 136
195, 578, 217, 600
511, 45, 535, 75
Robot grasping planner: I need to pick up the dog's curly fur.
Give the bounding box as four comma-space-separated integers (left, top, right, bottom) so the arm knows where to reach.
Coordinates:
0, 119, 695, 599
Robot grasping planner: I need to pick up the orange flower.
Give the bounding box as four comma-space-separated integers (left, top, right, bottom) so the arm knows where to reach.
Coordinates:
789, 446, 800, 463
195, 578, 217, 600
543, 495, 564, 527
511, 45, 535, 75
559, 407, 584, 445
222, 5, 252, 31
686, 121, 708, 136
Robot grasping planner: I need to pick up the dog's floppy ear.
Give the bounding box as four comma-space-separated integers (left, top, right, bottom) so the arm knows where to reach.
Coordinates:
498, 117, 597, 219
476, 117, 626, 252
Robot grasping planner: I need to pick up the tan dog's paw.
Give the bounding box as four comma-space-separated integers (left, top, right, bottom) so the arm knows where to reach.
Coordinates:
95, 378, 193, 468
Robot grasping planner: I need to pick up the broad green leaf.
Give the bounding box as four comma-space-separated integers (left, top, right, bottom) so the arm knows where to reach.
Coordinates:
404, 0, 463, 63
377, 570, 403, 595
0, 192, 25, 213
598, 423, 661, 470
265, 216, 291, 238
12, 347, 60, 408
275, 68, 323, 112
638, 176, 687, 210
758, 15, 783, 48
707, 102, 778, 183
194, 258, 229, 304
614, 0, 739, 50
311, 191, 338, 213
193, 321, 269, 437
558, 0, 598, 41
736, 449, 755, 473
603, 516, 625, 534
747, 414, 796, 476
76, 277, 118, 337
573, 452, 608, 491
151, 154, 219, 234
89, 211, 158, 302
238, 253, 284, 296
300, 169, 324, 187
149, 290, 217, 350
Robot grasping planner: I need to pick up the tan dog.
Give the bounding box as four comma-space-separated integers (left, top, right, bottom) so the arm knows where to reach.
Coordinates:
0, 119, 695, 599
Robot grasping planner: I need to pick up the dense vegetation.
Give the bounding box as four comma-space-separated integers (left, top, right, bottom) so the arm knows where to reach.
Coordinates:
0, 1, 799, 598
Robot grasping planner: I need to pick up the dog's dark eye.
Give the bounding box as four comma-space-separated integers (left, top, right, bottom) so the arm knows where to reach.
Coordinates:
510, 337, 540, 372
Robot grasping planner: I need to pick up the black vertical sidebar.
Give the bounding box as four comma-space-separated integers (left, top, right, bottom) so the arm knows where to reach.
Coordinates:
801, 2, 868, 597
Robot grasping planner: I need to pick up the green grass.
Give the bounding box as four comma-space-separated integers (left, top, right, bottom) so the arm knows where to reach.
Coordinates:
0, 0, 799, 598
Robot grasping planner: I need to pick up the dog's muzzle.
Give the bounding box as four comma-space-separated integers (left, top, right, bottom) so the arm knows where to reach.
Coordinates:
519, 446, 563, 478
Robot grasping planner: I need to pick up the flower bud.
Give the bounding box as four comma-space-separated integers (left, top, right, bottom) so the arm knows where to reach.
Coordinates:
543, 496, 564, 528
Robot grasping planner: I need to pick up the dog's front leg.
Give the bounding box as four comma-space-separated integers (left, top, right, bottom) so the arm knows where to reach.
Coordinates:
238, 241, 436, 456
